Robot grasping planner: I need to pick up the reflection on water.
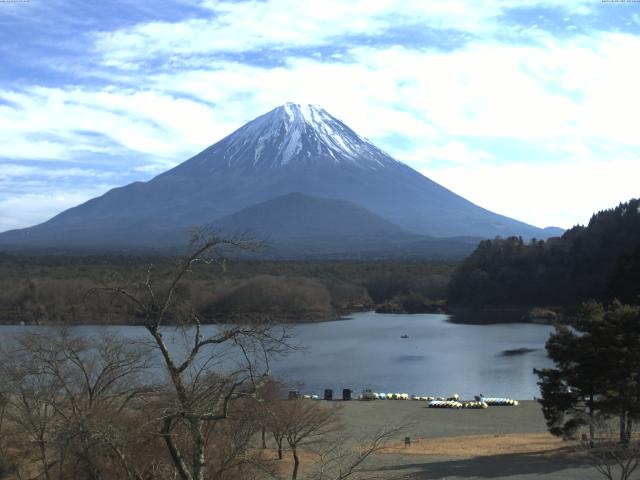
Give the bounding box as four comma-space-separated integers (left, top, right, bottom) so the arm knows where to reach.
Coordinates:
0, 312, 553, 399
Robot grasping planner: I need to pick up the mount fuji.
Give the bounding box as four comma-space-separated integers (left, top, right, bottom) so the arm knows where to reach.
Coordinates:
0, 103, 562, 255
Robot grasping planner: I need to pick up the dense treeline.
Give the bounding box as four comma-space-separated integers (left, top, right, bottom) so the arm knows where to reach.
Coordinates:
448, 198, 640, 308
0, 255, 455, 324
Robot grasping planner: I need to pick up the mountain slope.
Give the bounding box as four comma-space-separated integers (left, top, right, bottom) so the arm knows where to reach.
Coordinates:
0, 103, 560, 251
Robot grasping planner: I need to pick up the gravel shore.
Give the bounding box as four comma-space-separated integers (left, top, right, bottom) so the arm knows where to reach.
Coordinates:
328, 400, 604, 479
337, 399, 549, 438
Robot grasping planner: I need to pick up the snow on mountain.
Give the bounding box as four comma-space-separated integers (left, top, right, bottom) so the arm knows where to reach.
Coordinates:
199, 103, 398, 171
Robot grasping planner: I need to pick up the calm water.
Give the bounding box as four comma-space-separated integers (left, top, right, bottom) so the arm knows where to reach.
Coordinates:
280, 312, 553, 399
0, 312, 553, 400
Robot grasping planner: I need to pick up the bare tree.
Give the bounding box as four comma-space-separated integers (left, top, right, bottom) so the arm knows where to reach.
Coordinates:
277, 400, 342, 480
0, 329, 158, 480
0, 395, 17, 479
91, 231, 293, 480
263, 397, 289, 461
581, 416, 640, 480
0, 343, 61, 480
0, 334, 66, 479
264, 402, 410, 480
203, 396, 281, 480
255, 378, 288, 454
306, 422, 410, 480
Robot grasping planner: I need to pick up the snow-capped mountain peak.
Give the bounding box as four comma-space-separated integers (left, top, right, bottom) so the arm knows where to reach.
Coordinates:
0, 102, 559, 249
203, 103, 398, 170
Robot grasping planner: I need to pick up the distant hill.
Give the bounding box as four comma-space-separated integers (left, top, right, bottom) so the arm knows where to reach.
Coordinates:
213, 192, 412, 240
448, 198, 640, 307
212, 193, 480, 258
0, 103, 561, 255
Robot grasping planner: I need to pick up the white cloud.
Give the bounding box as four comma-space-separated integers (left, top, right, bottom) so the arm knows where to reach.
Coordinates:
426, 158, 640, 229
94, 0, 388, 68
0, 189, 113, 232
93, 0, 595, 67
0, 87, 222, 166
348, 34, 640, 147
394, 142, 495, 168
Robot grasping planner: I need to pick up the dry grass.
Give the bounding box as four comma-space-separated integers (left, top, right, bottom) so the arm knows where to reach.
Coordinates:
379, 433, 567, 458
252, 447, 330, 479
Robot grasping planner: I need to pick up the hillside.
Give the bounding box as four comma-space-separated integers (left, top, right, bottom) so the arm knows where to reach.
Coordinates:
212, 192, 414, 241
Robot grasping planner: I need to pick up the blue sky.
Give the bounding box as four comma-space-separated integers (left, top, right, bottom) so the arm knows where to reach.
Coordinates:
1, 0, 639, 232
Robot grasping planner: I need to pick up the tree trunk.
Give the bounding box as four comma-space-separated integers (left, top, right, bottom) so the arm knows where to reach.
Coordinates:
58, 450, 65, 480
274, 434, 283, 460
588, 395, 595, 447
620, 411, 629, 446
37, 437, 51, 480
261, 427, 267, 449
80, 433, 102, 480
161, 418, 193, 480
291, 446, 299, 480
83, 453, 102, 480
192, 419, 207, 480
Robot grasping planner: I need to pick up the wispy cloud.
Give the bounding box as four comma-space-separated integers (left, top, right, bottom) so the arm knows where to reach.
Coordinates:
0, 86, 219, 164
92, 0, 597, 70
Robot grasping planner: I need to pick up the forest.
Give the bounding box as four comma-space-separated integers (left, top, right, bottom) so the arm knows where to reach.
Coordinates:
0, 253, 454, 325
447, 198, 640, 309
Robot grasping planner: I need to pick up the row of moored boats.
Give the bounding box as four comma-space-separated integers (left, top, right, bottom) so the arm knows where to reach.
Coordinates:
299, 390, 518, 408
427, 397, 519, 409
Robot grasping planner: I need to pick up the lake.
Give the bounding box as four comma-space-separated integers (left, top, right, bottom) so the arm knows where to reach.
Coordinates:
0, 312, 553, 400
279, 312, 553, 399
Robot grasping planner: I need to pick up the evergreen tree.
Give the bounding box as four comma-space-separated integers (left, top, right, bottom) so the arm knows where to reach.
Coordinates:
535, 301, 640, 444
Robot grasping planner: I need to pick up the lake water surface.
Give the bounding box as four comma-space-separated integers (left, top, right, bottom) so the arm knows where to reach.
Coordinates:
0, 312, 553, 400
280, 312, 553, 399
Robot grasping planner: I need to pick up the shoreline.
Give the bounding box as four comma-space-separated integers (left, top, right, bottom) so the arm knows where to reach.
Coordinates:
0, 307, 555, 326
